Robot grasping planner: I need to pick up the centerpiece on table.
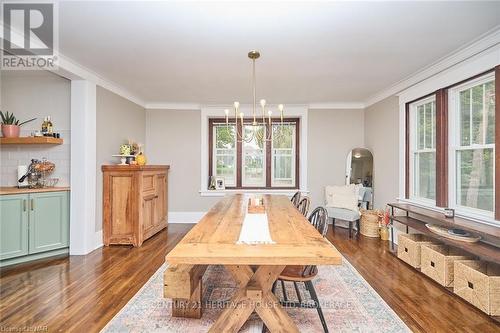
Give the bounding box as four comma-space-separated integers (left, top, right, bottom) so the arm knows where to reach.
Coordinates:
248, 196, 265, 214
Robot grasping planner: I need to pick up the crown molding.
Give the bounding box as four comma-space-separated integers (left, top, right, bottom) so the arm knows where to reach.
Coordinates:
57, 54, 146, 108
110, 100, 368, 111
145, 103, 201, 110
1, 22, 146, 108
308, 102, 365, 110
364, 26, 500, 107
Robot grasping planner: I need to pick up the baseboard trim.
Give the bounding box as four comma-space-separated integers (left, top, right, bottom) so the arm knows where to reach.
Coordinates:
93, 230, 103, 250
0, 248, 69, 267
168, 212, 206, 224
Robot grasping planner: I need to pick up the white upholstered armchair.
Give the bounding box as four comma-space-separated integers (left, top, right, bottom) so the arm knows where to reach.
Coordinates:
324, 184, 364, 238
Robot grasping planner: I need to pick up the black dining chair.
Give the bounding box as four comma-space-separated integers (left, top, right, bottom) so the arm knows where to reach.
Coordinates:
290, 191, 301, 207
263, 207, 330, 333
296, 196, 311, 217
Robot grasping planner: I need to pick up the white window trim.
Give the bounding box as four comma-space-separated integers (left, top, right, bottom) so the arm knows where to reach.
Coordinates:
448, 72, 495, 220
271, 122, 296, 188
212, 123, 237, 187
242, 124, 267, 187
409, 96, 437, 205
397, 42, 500, 226
200, 104, 308, 194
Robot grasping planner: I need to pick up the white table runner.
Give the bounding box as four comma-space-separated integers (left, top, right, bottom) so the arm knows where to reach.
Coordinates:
236, 213, 275, 244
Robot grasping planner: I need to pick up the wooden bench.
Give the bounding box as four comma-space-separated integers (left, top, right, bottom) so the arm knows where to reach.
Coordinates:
163, 264, 208, 318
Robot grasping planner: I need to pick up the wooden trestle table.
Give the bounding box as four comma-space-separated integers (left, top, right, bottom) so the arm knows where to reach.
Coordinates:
165, 194, 342, 332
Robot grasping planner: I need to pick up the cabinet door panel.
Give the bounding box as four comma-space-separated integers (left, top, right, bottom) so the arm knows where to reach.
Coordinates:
0, 195, 29, 260
142, 195, 155, 234
29, 191, 69, 254
156, 174, 167, 226
142, 172, 156, 193
110, 175, 134, 236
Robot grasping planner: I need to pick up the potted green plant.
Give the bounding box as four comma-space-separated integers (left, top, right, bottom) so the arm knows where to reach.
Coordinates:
0, 111, 36, 138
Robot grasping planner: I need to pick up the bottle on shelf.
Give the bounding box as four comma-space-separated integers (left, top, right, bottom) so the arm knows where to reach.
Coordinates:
47, 116, 53, 134
41, 117, 48, 135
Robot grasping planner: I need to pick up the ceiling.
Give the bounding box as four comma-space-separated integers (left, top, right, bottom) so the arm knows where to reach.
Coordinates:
58, 1, 500, 105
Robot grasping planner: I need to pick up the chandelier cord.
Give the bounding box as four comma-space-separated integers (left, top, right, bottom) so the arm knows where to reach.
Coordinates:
227, 51, 285, 143
252, 58, 257, 125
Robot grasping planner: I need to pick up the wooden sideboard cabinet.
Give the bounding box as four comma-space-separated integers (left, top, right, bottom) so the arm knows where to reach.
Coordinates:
102, 165, 169, 247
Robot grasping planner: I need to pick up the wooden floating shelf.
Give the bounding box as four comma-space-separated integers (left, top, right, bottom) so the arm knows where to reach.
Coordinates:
0, 137, 63, 145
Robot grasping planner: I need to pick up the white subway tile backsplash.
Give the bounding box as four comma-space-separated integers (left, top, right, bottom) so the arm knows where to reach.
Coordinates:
47, 151, 70, 160
8, 151, 27, 161
52, 159, 70, 168
0, 132, 71, 186
0, 171, 17, 186
0, 158, 19, 167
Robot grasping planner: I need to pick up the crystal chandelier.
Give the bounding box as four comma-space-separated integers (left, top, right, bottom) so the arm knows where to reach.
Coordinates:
223, 50, 285, 143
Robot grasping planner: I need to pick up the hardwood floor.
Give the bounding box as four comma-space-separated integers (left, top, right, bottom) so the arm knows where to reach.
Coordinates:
0, 224, 189, 333
329, 227, 499, 333
0, 224, 498, 332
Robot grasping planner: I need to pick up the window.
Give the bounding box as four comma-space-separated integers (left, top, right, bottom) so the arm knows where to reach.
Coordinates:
209, 118, 299, 189
405, 67, 499, 222
213, 124, 237, 186
450, 75, 495, 215
410, 97, 436, 201
242, 124, 266, 187
271, 124, 296, 187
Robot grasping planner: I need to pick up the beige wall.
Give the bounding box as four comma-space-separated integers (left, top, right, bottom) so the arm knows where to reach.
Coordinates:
116, 100, 400, 223
146, 108, 366, 213
307, 109, 365, 209
95, 86, 146, 231
145, 109, 219, 212
364, 96, 399, 209
0, 71, 71, 186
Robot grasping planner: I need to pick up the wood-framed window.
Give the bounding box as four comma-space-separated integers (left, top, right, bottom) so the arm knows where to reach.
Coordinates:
408, 96, 437, 203
449, 73, 495, 217
405, 66, 500, 221
209, 118, 300, 189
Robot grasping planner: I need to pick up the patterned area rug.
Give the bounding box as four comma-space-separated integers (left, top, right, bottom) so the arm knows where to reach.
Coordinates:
102, 258, 410, 332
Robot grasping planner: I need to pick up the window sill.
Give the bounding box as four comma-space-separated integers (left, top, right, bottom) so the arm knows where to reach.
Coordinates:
199, 189, 309, 197
397, 198, 499, 227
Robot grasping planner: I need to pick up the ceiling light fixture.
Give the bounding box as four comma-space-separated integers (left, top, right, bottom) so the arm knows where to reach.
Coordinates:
223, 50, 286, 143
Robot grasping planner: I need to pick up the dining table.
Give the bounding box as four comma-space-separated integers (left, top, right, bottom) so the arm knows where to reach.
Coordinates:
165, 194, 342, 332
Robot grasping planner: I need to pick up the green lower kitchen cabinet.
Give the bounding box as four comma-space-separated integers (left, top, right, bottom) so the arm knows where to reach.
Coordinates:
0, 191, 69, 266
0, 194, 29, 260
29, 191, 70, 254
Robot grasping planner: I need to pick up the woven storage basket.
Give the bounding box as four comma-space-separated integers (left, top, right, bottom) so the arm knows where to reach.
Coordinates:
454, 260, 500, 316
420, 244, 473, 287
397, 234, 437, 268
360, 210, 380, 238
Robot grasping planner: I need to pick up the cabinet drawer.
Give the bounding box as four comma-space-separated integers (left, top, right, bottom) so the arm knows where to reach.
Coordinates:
142, 172, 156, 193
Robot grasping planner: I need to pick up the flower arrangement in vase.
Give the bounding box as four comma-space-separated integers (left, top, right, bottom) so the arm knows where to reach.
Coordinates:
379, 207, 391, 241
